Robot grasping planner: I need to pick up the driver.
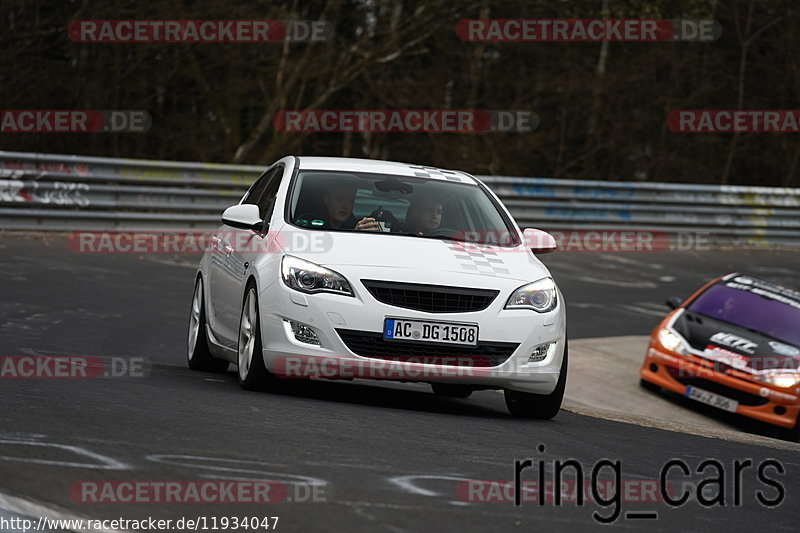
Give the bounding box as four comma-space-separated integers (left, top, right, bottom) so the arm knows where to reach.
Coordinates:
718, 296, 742, 321
300, 181, 380, 231
401, 197, 443, 235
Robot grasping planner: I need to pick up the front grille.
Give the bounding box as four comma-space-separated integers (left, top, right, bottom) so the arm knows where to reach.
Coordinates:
336, 329, 518, 367
667, 368, 768, 406
361, 279, 499, 313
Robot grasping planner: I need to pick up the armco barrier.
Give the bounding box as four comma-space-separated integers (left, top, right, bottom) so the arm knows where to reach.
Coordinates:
0, 151, 259, 230
1, 150, 799, 245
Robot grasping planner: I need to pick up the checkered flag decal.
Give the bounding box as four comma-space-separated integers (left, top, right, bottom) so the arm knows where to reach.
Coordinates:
447, 243, 511, 275
408, 165, 462, 181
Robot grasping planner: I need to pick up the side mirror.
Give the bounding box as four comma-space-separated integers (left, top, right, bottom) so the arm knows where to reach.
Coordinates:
522, 228, 557, 254
666, 297, 683, 310
221, 204, 264, 231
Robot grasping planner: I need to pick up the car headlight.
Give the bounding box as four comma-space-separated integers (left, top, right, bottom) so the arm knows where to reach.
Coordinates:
281, 255, 353, 296
753, 371, 800, 389
657, 327, 688, 355
505, 277, 558, 313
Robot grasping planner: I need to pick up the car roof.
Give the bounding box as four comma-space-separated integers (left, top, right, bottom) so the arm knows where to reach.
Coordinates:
295, 156, 478, 184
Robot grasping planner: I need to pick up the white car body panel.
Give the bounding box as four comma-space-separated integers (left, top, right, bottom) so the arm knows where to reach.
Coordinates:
197, 156, 566, 394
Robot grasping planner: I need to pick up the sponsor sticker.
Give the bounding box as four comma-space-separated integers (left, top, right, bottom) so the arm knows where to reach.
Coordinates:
723, 280, 800, 310
709, 332, 757, 354
702, 345, 749, 370
769, 341, 800, 357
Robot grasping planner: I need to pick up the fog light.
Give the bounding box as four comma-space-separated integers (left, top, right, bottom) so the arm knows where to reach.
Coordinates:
774, 406, 787, 415
286, 320, 320, 346
529, 342, 555, 362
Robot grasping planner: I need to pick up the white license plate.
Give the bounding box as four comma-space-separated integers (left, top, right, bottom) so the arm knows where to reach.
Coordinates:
684, 386, 738, 413
383, 318, 478, 346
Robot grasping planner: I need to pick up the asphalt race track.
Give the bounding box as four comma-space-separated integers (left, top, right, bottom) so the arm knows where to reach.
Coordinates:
1, 234, 798, 532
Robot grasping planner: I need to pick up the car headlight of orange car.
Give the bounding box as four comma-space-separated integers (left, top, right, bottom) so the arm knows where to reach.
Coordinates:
753, 371, 800, 389
657, 327, 689, 356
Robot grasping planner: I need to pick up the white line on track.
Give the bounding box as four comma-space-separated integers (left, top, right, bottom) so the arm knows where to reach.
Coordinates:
574, 275, 657, 288
0, 439, 131, 470
618, 304, 669, 317
0, 491, 127, 533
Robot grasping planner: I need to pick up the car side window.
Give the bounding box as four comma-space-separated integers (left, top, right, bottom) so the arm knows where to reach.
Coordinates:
242, 170, 272, 207
243, 165, 283, 220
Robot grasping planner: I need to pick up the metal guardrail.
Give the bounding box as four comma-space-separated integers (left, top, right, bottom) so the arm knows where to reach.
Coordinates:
1, 150, 799, 245
0, 151, 258, 230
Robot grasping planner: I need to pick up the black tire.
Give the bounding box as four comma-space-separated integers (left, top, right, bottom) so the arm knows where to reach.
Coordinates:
187, 277, 229, 373
237, 283, 275, 391
639, 378, 661, 393
431, 383, 473, 398
504, 342, 568, 419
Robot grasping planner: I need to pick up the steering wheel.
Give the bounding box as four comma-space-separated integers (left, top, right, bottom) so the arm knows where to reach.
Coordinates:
423, 227, 457, 238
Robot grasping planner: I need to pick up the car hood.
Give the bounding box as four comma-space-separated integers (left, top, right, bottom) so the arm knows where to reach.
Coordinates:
673, 311, 800, 372
279, 228, 549, 283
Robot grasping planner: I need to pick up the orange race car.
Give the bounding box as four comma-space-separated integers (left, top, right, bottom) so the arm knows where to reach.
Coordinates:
640, 273, 800, 441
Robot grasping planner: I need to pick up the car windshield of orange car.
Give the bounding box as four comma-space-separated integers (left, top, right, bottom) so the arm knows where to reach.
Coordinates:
687, 283, 800, 347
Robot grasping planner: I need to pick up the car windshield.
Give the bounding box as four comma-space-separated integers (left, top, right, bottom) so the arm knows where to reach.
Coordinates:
687, 283, 800, 347
287, 170, 519, 246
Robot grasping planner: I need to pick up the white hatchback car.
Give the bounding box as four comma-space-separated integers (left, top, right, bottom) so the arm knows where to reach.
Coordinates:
188, 156, 567, 418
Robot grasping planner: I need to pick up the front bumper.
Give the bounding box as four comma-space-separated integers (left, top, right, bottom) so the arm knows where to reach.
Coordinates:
640, 343, 800, 429
256, 277, 567, 394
